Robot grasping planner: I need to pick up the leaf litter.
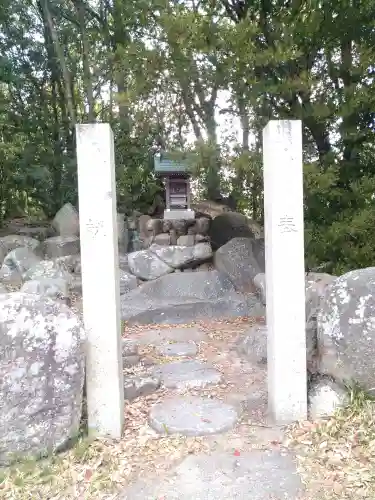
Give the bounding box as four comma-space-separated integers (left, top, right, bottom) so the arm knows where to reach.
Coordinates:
3, 316, 375, 499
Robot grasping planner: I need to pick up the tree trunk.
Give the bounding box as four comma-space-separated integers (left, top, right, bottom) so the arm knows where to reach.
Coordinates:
39, 0, 76, 124
73, 0, 95, 122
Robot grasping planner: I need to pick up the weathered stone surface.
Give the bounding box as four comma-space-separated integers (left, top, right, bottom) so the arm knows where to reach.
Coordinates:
156, 342, 197, 357
54, 254, 81, 274
146, 218, 163, 234
23, 259, 72, 283
236, 324, 267, 365
254, 271, 335, 311
162, 219, 172, 232
170, 218, 195, 235
20, 277, 69, 302
177, 234, 195, 246
124, 374, 161, 402
42, 235, 80, 259
128, 248, 174, 280
0, 265, 23, 286
152, 360, 222, 389
69, 276, 82, 295
2, 247, 42, 274
253, 273, 266, 305
154, 233, 171, 246
119, 270, 264, 326
194, 217, 210, 235
123, 355, 140, 368
148, 242, 212, 270
139, 214, 152, 236
308, 377, 347, 420
122, 338, 139, 356
120, 271, 264, 324
209, 212, 260, 251
135, 327, 206, 346
0, 292, 85, 465
149, 396, 238, 436
118, 254, 130, 272
195, 233, 209, 243
214, 238, 264, 293
0, 283, 7, 293
15, 225, 54, 241
193, 242, 212, 261
119, 269, 138, 295
119, 450, 303, 499
52, 203, 80, 237
0, 235, 40, 254
169, 229, 178, 245
317, 268, 375, 391
195, 262, 211, 272
123, 298, 264, 325
305, 272, 336, 321
129, 270, 235, 301
0, 245, 5, 266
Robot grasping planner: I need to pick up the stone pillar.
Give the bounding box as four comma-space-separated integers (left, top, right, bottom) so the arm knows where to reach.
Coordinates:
262, 120, 307, 423
75, 123, 124, 438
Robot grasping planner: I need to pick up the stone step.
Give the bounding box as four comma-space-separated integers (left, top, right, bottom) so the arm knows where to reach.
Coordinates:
119, 449, 304, 499
155, 341, 197, 357
152, 360, 222, 390
149, 396, 239, 436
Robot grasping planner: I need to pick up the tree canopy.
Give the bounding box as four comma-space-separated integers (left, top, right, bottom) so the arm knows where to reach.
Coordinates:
1, 0, 375, 273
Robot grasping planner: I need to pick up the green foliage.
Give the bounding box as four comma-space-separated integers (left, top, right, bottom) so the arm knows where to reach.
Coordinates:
1, 0, 375, 274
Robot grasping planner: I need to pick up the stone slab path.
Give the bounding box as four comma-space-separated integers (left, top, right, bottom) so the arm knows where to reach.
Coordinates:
119, 318, 310, 499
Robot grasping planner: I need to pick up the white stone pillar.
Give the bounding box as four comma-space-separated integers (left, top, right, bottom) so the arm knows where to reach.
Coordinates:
76, 123, 124, 438
262, 120, 307, 423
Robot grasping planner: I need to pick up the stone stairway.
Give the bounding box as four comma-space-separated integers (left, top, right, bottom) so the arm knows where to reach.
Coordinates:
118, 320, 307, 499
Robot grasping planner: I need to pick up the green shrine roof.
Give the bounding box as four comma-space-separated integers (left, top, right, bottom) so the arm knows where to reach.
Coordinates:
154, 152, 190, 174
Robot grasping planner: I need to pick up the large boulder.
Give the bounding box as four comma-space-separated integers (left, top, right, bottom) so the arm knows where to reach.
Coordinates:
208, 212, 261, 251
120, 270, 264, 324
52, 203, 80, 237
317, 267, 375, 392
252, 271, 335, 373
2, 247, 42, 274
214, 238, 265, 293
42, 235, 80, 259
119, 269, 138, 295
305, 273, 336, 321
23, 259, 72, 283
235, 324, 267, 365
15, 225, 54, 241
150, 242, 212, 269
0, 235, 40, 254
128, 249, 174, 281
128, 243, 213, 280
0, 293, 85, 465
20, 277, 69, 303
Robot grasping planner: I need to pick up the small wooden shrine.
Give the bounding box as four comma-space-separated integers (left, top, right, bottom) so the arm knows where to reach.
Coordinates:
154, 152, 194, 219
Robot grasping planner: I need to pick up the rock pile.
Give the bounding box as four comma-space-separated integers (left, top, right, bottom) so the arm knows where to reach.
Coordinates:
136, 214, 211, 250
0, 204, 266, 326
